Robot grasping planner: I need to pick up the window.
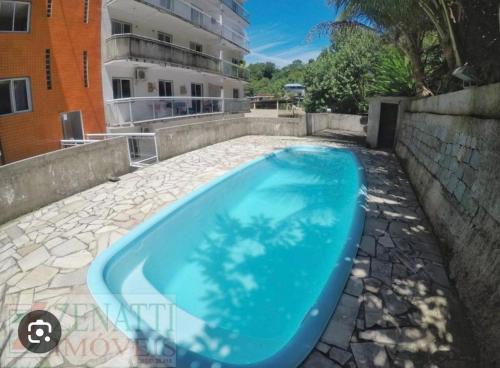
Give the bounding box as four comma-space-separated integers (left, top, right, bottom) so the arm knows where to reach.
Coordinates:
83, 0, 89, 23
61, 111, 84, 140
45, 49, 52, 90
112, 78, 131, 99
157, 31, 172, 43
233, 88, 239, 99
111, 20, 131, 35
191, 83, 203, 113
83, 51, 89, 88
159, 0, 172, 10
189, 42, 203, 53
0, 1, 30, 32
190, 7, 202, 26
158, 80, 173, 97
0, 78, 31, 115
47, 0, 52, 17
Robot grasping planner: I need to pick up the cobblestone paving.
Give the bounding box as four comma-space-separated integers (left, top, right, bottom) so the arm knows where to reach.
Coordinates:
0, 132, 477, 367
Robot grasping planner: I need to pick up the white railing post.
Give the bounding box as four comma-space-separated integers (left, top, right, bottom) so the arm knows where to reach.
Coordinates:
153, 134, 159, 163
128, 100, 134, 123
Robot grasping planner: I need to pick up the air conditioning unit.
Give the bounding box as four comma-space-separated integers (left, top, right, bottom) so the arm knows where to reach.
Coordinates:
135, 68, 147, 80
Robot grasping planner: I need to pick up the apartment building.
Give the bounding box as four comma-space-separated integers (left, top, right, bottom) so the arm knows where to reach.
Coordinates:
102, 0, 250, 127
0, 0, 106, 164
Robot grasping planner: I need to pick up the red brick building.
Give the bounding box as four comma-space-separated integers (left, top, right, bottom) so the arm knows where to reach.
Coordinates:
0, 0, 105, 164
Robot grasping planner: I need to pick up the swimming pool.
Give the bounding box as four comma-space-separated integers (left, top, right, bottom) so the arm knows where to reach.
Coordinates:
88, 146, 366, 367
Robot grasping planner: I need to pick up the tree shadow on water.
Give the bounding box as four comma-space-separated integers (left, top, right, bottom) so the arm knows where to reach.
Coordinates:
133, 148, 364, 366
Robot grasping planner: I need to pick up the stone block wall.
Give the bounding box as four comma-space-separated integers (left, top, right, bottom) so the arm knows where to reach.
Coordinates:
395, 84, 500, 366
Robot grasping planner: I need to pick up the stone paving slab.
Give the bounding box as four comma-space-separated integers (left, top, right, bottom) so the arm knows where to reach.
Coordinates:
0, 132, 478, 367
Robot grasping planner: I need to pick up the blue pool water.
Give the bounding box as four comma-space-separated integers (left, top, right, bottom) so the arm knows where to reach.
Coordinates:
88, 146, 366, 368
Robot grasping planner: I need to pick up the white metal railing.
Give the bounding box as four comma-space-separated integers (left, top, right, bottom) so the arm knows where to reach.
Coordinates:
87, 133, 159, 168
61, 134, 158, 168
222, 25, 249, 50
105, 96, 250, 126
60, 139, 98, 147
105, 34, 249, 80
134, 0, 249, 49
222, 0, 249, 22
222, 60, 249, 80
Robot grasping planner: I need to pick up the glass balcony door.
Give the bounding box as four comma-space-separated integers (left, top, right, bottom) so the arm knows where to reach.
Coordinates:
191, 83, 203, 114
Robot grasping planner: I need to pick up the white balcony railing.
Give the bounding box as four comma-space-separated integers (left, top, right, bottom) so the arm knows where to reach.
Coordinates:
105, 97, 250, 126
222, 25, 249, 50
105, 34, 249, 80
88, 133, 159, 167
222, 60, 249, 80
222, 0, 249, 22
134, 0, 249, 50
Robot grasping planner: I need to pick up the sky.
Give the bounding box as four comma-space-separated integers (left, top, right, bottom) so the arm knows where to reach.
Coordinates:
245, 0, 338, 67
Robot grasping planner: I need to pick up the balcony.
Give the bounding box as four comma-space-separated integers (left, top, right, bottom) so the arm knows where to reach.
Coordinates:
222, 60, 249, 80
133, 0, 249, 50
105, 97, 250, 126
222, 0, 250, 23
222, 25, 249, 50
105, 34, 249, 80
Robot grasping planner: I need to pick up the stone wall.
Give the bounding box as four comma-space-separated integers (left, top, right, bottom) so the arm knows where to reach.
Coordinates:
0, 137, 130, 225
395, 84, 500, 366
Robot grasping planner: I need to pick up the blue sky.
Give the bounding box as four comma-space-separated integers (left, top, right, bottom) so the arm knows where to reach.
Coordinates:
245, 0, 337, 67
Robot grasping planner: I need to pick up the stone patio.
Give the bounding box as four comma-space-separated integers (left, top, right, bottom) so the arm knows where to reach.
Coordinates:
0, 131, 478, 367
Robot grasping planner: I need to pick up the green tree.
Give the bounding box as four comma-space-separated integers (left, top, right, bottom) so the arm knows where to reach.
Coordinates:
246, 60, 307, 97
369, 47, 416, 97
311, 1, 434, 96
304, 27, 382, 113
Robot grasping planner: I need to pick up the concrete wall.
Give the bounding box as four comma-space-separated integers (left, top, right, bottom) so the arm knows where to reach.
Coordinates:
248, 117, 307, 137
156, 118, 249, 160
156, 116, 307, 160
0, 138, 130, 225
367, 97, 410, 148
307, 113, 368, 135
395, 83, 500, 366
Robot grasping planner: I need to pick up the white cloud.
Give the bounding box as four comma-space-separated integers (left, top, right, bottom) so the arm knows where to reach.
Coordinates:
247, 23, 325, 67
247, 45, 322, 67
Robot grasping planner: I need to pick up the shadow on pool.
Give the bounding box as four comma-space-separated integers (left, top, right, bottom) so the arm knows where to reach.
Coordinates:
130, 142, 478, 367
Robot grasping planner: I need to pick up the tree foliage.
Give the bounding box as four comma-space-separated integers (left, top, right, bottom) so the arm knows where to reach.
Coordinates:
246, 60, 308, 97
318, 0, 500, 94
304, 27, 415, 113
304, 28, 378, 113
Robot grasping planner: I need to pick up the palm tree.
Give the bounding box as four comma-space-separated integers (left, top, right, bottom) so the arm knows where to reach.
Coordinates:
417, 0, 463, 70
312, 0, 435, 96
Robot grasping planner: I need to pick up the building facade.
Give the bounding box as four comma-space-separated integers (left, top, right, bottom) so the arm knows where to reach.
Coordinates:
102, 0, 250, 127
0, 0, 106, 164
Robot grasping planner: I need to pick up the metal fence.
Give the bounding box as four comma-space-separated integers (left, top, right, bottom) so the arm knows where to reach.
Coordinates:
87, 133, 158, 168
105, 97, 250, 126
61, 133, 158, 168
222, 0, 250, 22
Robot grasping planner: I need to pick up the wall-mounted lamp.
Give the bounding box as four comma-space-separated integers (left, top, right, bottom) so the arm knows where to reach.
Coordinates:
452, 63, 480, 87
